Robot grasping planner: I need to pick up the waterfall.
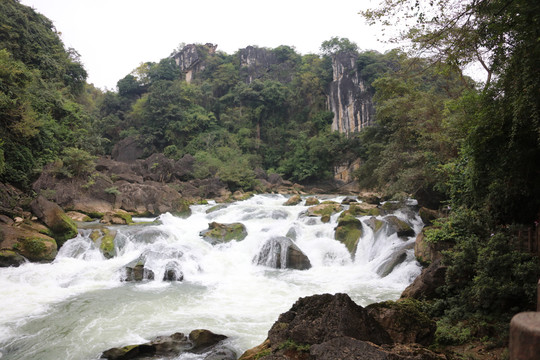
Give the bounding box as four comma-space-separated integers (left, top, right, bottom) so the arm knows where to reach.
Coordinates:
0, 194, 422, 360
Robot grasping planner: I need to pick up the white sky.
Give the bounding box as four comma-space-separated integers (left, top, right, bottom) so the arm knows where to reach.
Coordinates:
20, 0, 390, 90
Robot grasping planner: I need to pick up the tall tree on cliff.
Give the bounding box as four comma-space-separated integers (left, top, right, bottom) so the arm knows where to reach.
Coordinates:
363, 0, 540, 223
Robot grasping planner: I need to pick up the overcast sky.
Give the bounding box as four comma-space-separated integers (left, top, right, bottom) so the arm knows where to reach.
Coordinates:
20, 0, 390, 90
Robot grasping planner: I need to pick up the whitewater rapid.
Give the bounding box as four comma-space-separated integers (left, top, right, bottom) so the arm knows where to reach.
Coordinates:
0, 194, 422, 360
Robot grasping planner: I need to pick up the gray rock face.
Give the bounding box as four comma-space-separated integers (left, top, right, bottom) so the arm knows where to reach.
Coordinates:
173, 43, 218, 83
328, 51, 374, 135
254, 237, 311, 270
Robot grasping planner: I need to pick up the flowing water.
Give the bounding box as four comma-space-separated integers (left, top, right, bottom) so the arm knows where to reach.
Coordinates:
0, 194, 422, 360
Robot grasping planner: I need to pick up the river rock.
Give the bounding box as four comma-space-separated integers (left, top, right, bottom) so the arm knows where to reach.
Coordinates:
200, 222, 247, 244
364, 216, 385, 234
384, 215, 415, 238
401, 259, 447, 300
341, 196, 358, 204
283, 195, 301, 206
334, 213, 362, 258
100, 210, 133, 225
254, 236, 311, 270
101, 329, 229, 360
0, 223, 57, 262
0, 249, 27, 267
30, 195, 77, 247
203, 346, 237, 360
366, 300, 436, 346
304, 197, 319, 206
306, 202, 343, 223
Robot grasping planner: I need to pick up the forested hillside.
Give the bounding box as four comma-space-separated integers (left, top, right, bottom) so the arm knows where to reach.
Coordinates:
1, 0, 540, 353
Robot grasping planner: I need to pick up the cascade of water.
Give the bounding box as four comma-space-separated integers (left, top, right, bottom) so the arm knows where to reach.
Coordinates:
0, 194, 422, 360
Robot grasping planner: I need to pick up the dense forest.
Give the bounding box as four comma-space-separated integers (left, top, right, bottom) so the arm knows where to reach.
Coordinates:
1, 0, 540, 353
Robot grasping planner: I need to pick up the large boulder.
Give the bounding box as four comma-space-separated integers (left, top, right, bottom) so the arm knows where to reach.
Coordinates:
0, 223, 57, 262
268, 293, 392, 347
200, 222, 247, 244
401, 259, 447, 300
283, 195, 302, 206
254, 237, 311, 270
30, 195, 77, 247
111, 136, 144, 163
366, 300, 436, 346
384, 215, 415, 238
334, 213, 363, 258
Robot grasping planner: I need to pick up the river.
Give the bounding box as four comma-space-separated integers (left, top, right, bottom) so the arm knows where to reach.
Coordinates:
0, 194, 422, 359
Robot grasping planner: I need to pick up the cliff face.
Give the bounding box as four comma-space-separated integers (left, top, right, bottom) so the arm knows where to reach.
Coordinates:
238, 46, 294, 84
173, 43, 217, 83
328, 52, 374, 135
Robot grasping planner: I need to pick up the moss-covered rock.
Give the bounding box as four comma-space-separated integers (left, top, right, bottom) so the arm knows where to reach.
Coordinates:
205, 204, 229, 214
364, 216, 385, 234
66, 211, 92, 222
172, 198, 192, 218
30, 195, 77, 248
304, 197, 320, 206
306, 203, 343, 223
348, 202, 378, 216
0, 249, 27, 267
0, 224, 57, 262
99, 229, 116, 258
384, 215, 415, 238
200, 222, 247, 244
366, 299, 436, 346
283, 195, 302, 206
334, 214, 363, 257
101, 211, 133, 225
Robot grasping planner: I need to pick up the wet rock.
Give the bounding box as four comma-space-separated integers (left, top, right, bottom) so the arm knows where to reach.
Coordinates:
310, 337, 388, 360
364, 216, 385, 234
200, 222, 247, 244
189, 329, 228, 353
204, 346, 237, 360
334, 213, 363, 258
30, 195, 77, 247
163, 261, 183, 281
375, 243, 413, 277
306, 202, 343, 223
101, 211, 133, 225
304, 197, 319, 206
401, 259, 447, 300
255, 237, 311, 270
384, 215, 415, 238
341, 196, 358, 205
283, 195, 302, 206
66, 211, 92, 222
347, 202, 379, 216
0, 249, 27, 267
101, 332, 191, 360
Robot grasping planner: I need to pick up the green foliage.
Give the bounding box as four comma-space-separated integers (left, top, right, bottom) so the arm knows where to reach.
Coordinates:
104, 187, 120, 195
278, 339, 310, 352
320, 37, 358, 55
60, 147, 96, 177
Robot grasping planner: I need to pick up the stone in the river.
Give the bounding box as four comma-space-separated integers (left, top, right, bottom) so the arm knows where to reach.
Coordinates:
334, 213, 363, 258
255, 236, 311, 270
200, 222, 247, 244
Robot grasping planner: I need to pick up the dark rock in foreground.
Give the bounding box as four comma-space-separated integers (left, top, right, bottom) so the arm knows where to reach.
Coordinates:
239, 293, 445, 360
101, 329, 228, 360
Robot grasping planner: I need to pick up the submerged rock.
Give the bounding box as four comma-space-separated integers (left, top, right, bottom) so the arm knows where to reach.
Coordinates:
254, 236, 311, 270
200, 222, 248, 244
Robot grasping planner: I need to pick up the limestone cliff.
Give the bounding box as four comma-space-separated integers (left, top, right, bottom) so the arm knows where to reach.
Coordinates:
238, 46, 293, 84
328, 51, 374, 135
173, 43, 217, 83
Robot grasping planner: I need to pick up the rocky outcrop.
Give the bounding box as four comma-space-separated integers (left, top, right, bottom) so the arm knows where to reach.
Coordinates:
101, 329, 229, 360
30, 195, 77, 247
0, 223, 57, 262
239, 293, 444, 360
173, 43, 218, 83
200, 222, 247, 244
366, 300, 436, 346
328, 51, 374, 135
111, 137, 144, 163
254, 237, 311, 270
401, 259, 447, 300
